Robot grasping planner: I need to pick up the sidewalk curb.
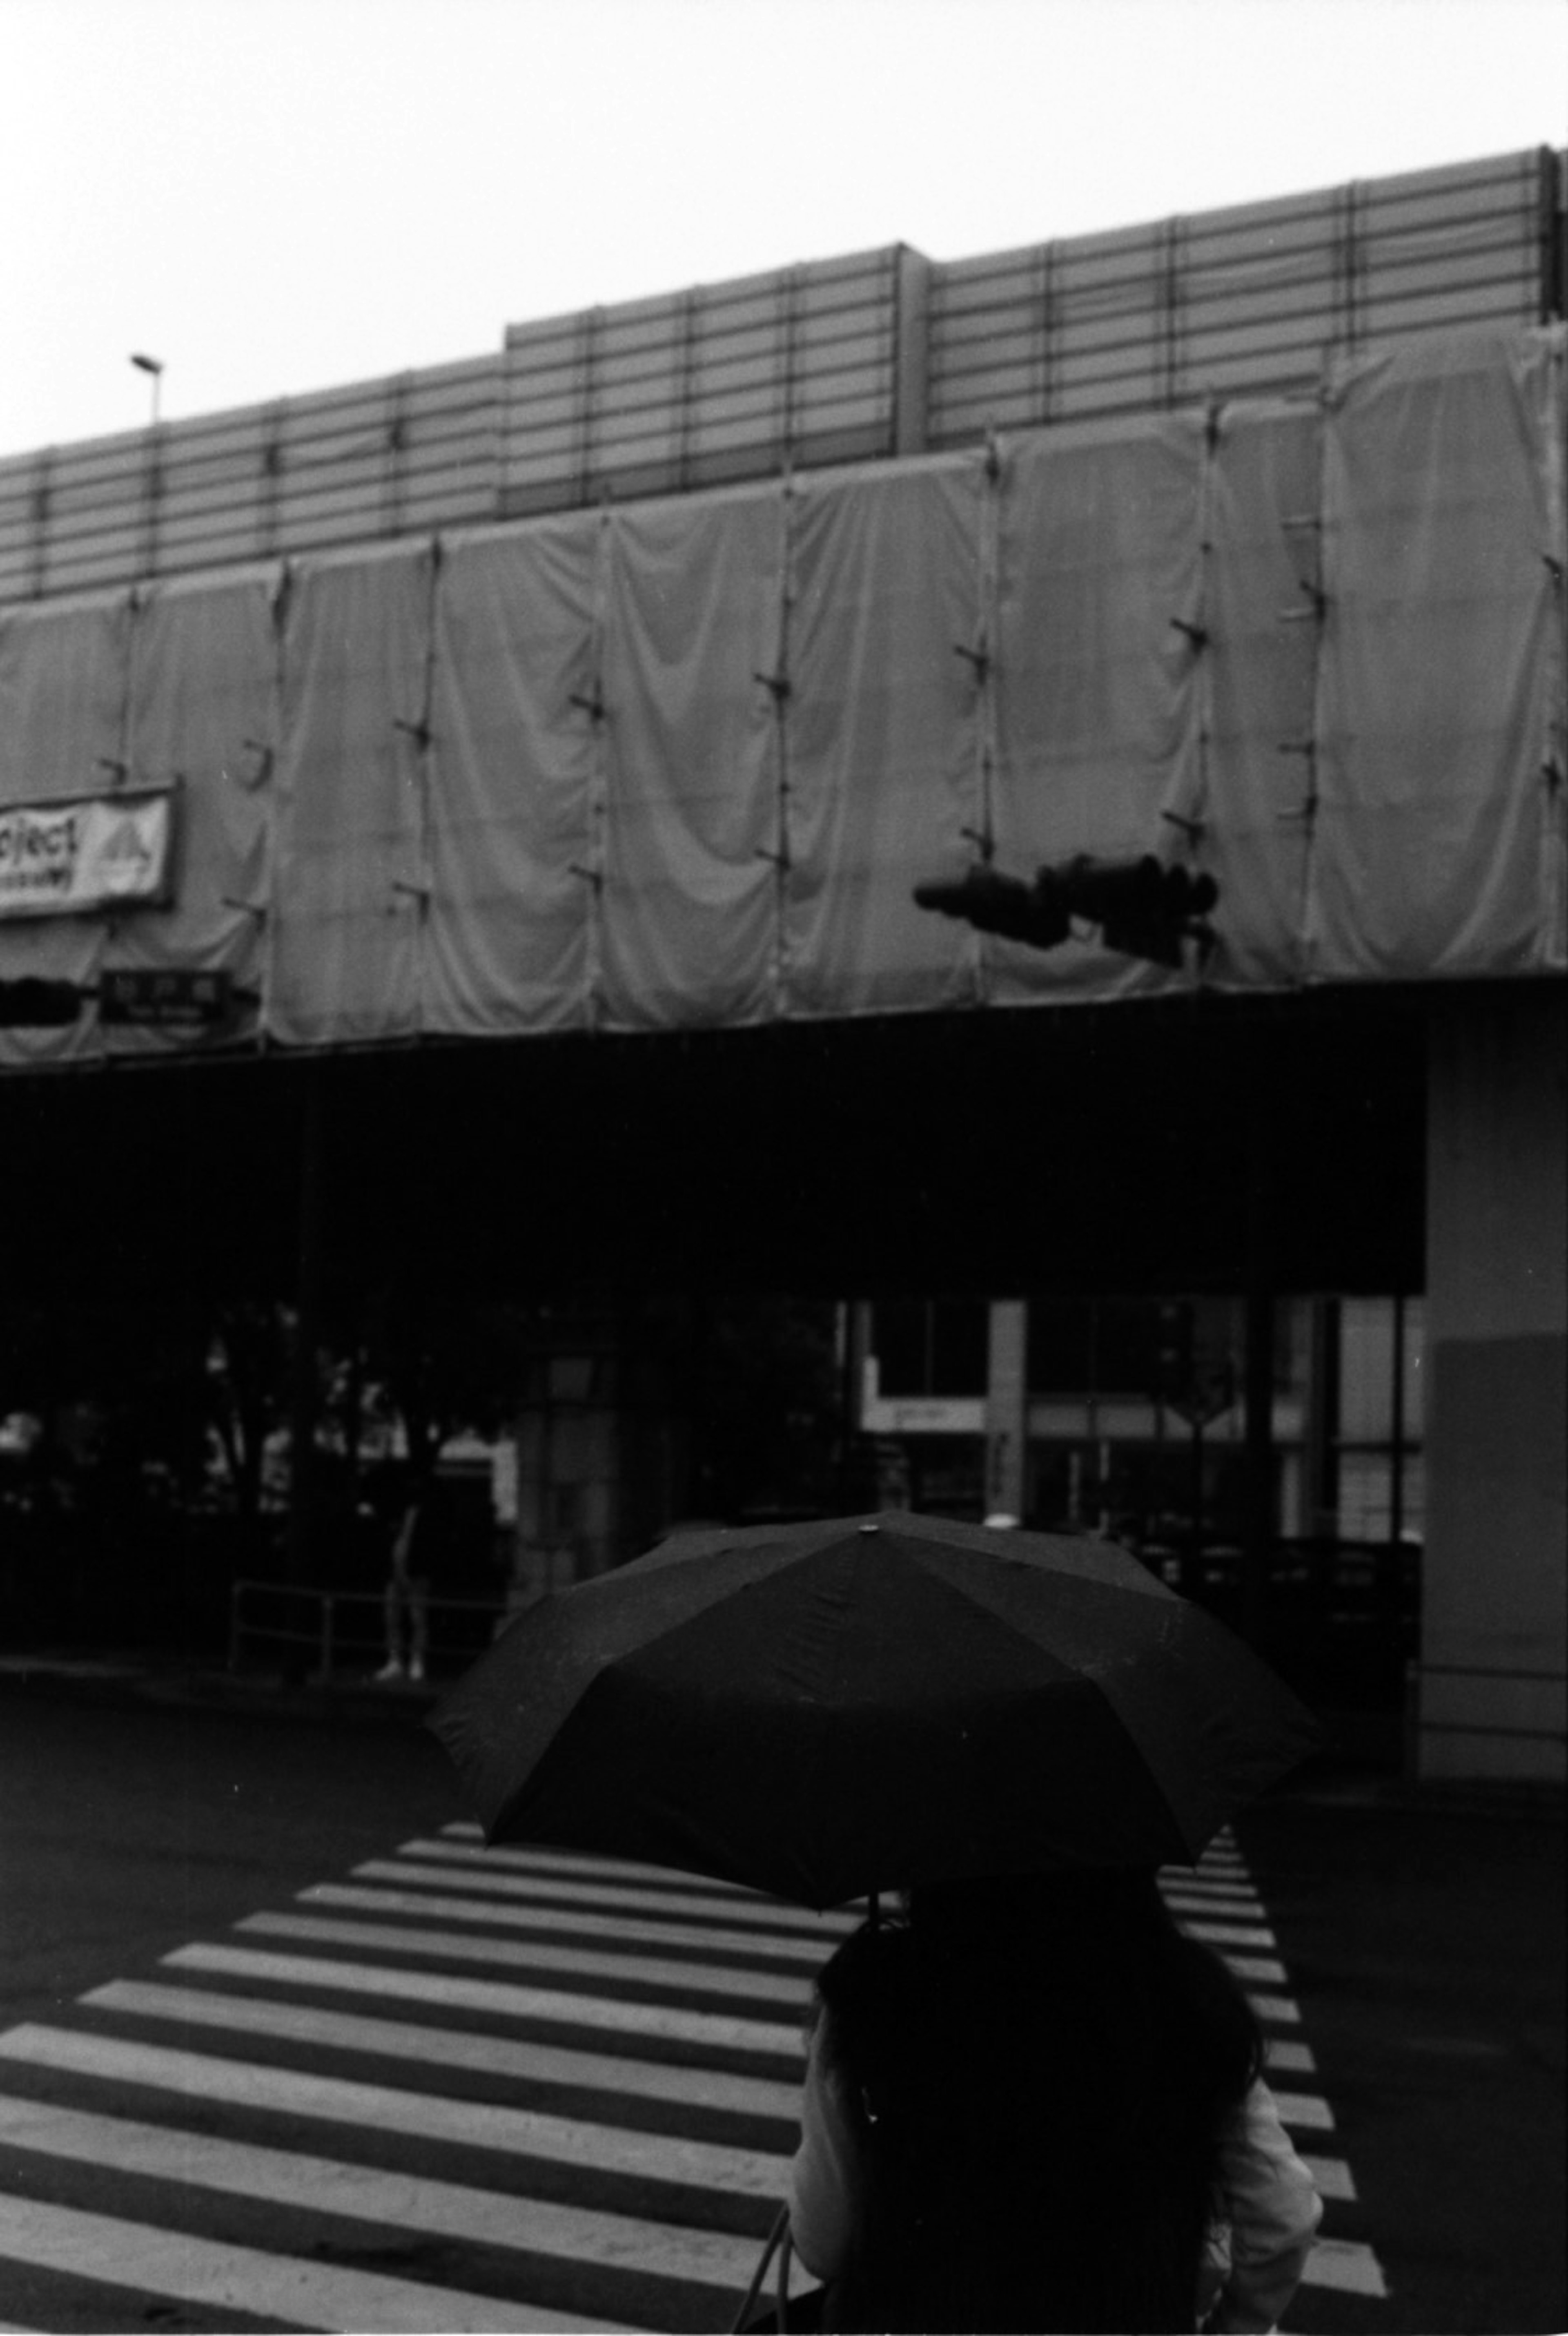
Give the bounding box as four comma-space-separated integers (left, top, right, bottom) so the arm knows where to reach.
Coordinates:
1267, 1771, 1565, 1823
0, 1651, 441, 1730
6, 1650, 1562, 1823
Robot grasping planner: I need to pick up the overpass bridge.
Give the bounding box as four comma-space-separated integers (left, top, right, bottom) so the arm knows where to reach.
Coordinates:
1, 152, 1564, 1783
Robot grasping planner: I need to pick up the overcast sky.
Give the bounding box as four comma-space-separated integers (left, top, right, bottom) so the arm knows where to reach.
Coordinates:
0, 0, 1563, 458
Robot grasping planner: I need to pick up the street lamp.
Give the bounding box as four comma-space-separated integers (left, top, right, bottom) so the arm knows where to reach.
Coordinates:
130, 352, 164, 426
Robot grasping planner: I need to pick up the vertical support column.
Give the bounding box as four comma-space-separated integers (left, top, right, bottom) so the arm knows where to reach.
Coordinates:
984, 1299, 1028, 1525
1419, 988, 1568, 1782
761, 474, 796, 1020
140, 420, 165, 581
406, 538, 442, 1036
284, 1062, 327, 1597
953, 434, 1003, 1005
573, 307, 604, 508
28, 448, 53, 599
257, 401, 286, 562
572, 508, 612, 1029
1241, 1089, 1277, 1644
837, 1300, 870, 1506
1389, 1290, 1407, 1549
1304, 1298, 1341, 1538
510, 1391, 553, 1611
1033, 242, 1060, 427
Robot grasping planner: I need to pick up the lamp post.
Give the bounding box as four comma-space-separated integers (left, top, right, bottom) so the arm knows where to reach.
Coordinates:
130, 352, 164, 426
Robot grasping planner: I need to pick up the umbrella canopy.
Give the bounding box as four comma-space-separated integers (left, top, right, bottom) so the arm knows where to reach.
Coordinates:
428, 1510, 1316, 1909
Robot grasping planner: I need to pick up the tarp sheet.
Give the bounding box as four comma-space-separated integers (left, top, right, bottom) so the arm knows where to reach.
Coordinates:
1310, 326, 1566, 977
1172, 400, 1325, 988
990, 414, 1206, 1005
599, 491, 781, 1028
0, 322, 1561, 1065
266, 541, 433, 1047
0, 589, 129, 1066
785, 459, 984, 1017
426, 519, 597, 1036
105, 565, 281, 1055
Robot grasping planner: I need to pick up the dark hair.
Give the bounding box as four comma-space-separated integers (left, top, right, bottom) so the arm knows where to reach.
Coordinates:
811, 1868, 1262, 2335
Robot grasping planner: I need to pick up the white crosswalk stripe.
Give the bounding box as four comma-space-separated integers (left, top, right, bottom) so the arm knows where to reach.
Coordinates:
0, 2097, 763, 2292
0, 2025, 793, 2194
380, 1846, 861, 1935
0, 2195, 624, 2332
1179, 1917, 1280, 1947
1160, 1830, 1389, 2307
164, 1937, 799, 2053
0, 1830, 804, 2331
302, 1879, 840, 1963
80, 1981, 804, 2118
0, 1815, 1387, 2328
234, 1908, 818, 2003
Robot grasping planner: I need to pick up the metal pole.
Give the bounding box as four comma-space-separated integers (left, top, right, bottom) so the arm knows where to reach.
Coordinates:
984, 1299, 1028, 1523
1189, 1415, 1205, 1586
284, 1066, 327, 1605
320, 1593, 335, 1685
1241, 1090, 1276, 1647
1389, 1290, 1406, 1550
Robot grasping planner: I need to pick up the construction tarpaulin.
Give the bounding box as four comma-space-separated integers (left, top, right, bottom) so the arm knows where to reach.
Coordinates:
105, 564, 280, 1056
0, 321, 1561, 1069
598, 491, 781, 1029
990, 412, 1207, 1006
0, 588, 129, 1066
1310, 326, 1566, 978
1176, 400, 1324, 988
426, 519, 597, 1036
265, 541, 434, 1048
785, 458, 984, 1019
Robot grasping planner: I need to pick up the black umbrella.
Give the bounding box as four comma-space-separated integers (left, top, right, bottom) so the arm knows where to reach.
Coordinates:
429, 1510, 1316, 1910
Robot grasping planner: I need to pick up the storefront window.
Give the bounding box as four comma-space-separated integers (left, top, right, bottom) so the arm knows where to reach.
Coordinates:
870, 1299, 987, 1397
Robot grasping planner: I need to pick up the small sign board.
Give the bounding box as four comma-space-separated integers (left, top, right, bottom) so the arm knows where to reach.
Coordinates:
1166, 1357, 1237, 1430
98, 967, 232, 1027
0, 789, 175, 921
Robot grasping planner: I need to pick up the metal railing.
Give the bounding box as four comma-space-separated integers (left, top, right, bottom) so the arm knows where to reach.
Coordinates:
228, 1577, 510, 1685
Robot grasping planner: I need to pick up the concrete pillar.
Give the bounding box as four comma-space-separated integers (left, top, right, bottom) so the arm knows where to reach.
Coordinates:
1418, 988, 1567, 1783
284, 1064, 327, 1595
984, 1299, 1028, 1524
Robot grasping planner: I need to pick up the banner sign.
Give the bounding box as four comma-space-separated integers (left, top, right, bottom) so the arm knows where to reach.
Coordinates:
0, 790, 174, 920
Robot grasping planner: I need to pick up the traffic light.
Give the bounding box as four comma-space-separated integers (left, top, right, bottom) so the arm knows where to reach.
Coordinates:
1153, 1301, 1195, 1408
913, 853, 1218, 965
912, 865, 1071, 951
0, 978, 84, 1027
1054, 854, 1218, 968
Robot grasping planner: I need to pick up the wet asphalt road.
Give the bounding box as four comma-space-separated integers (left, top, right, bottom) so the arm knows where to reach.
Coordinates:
0, 1687, 463, 2033
0, 1682, 1562, 2334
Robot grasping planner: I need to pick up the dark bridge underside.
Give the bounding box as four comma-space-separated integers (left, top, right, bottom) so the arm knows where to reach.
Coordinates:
7, 985, 1429, 1312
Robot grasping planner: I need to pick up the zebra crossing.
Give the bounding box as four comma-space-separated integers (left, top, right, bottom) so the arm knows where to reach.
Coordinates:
0, 1822, 1384, 2331
1161, 1832, 1389, 2323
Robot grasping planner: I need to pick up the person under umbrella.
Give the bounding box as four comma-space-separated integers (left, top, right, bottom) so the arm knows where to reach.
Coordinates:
429, 1513, 1320, 1906
780, 1869, 1321, 2335
431, 1512, 1324, 2330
